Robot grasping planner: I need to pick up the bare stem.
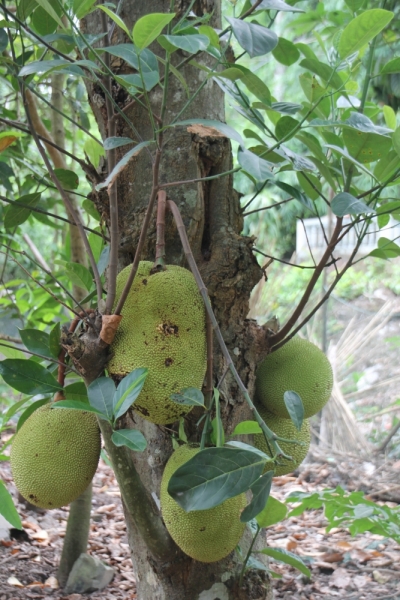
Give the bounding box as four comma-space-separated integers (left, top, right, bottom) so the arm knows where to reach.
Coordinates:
205, 312, 214, 410
153, 190, 167, 270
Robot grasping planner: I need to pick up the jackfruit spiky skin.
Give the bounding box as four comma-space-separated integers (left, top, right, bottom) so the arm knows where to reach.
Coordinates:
255, 337, 333, 419
160, 445, 246, 563
253, 405, 311, 476
10, 404, 100, 509
107, 261, 207, 425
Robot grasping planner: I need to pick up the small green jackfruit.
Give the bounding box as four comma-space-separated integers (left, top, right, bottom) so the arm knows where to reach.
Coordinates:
160, 445, 246, 563
10, 404, 100, 509
255, 337, 333, 419
107, 261, 207, 425
253, 404, 311, 476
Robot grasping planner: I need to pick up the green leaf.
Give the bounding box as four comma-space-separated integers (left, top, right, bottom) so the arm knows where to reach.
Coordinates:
34, 0, 65, 30
325, 144, 377, 179
167, 446, 266, 511
338, 9, 394, 59
274, 181, 314, 212
84, 138, 105, 169
95, 141, 154, 191
113, 368, 148, 420
0, 480, 21, 529
103, 137, 134, 150
116, 71, 159, 92
63, 262, 93, 292
4, 192, 41, 229
256, 0, 304, 12
256, 495, 288, 528
111, 429, 147, 452
172, 119, 244, 146
133, 13, 175, 49
4, 397, 33, 424
158, 34, 209, 54
52, 400, 107, 418
63, 381, 88, 402
87, 377, 115, 420
216, 68, 244, 81
170, 387, 205, 407
380, 58, 400, 79
102, 45, 158, 73
97, 245, 110, 275
82, 199, 101, 221
383, 105, 396, 130
297, 172, 321, 201
88, 230, 103, 262
272, 36, 300, 66
284, 391, 304, 431
0, 359, 62, 394
49, 322, 61, 358
19, 328, 52, 359
331, 192, 372, 217
19, 59, 73, 77
198, 25, 220, 48
275, 116, 299, 141
241, 471, 273, 522
344, 0, 365, 10
300, 58, 344, 90
238, 148, 274, 181
31, 4, 59, 36
98, 5, 130, 38
393, 128, 400, 158
345, 112, 392, 135
225, 17, 278, 58
73, 0, 97, 19
17, 398, 49, 432
53, 168, 79, 191
259, 547, 311, 577
232, 421, 262, 435
231, 65, 271, 105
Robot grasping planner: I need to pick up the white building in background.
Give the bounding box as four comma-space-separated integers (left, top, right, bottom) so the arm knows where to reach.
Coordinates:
296, 215, 400, 261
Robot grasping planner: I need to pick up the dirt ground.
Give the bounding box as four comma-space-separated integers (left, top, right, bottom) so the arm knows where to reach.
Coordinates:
1, 293, 400, 600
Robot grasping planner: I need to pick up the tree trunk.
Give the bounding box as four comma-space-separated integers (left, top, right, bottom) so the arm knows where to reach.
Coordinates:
83, 2, 272, 598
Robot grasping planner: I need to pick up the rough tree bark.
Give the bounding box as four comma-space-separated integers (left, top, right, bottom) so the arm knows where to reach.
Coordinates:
78, 1, 273, 598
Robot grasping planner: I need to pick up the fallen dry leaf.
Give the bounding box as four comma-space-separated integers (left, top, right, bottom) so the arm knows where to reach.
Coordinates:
45, 576, 59, 589
330, 567, 352, 589
31, 529, 49, 541
320, 552, 344, 563
7, 576, 24, 587
287, 540, 297, 550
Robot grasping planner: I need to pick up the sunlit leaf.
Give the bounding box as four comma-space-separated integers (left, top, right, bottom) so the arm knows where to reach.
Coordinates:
133, 13, 175, 49
87, 377, 115, 420
111, 429, 147, 452
284, 391, 304, 431
170, 387, 205, 407
256, 495, 288, 528
331, 192, 373, 217
241, 471, 273, 522
338, 9, 394, 59
0, 481, 21, 529
113, 368, 148, 420
225, 17, 278, 58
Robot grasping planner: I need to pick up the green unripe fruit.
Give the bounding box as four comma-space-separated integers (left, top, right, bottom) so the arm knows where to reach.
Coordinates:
253, 405, 311, 476
10, 404, 100, 509
160, 445, 246, 563
107, 261, 207, 425
255, 337, 333, 418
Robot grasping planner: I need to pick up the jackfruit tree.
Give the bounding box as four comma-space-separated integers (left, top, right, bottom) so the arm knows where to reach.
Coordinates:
0, 1, 400, 599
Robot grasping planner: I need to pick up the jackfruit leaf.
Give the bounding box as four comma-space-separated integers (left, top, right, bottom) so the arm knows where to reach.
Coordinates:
17, 399, 49, 432
61, 262, 93, 292
225, 18, 278, 58
345, 112, 392, 135
170, 387, 205, 406
103, 137, 134, 150
241, 471, 273, 522
246, 555, 283, 578
52, 400, 108, 419
226, 440, 272, 461
49, 322, 61, 358
256, 495, 288, 528
168, 446, 266, 511
259, 548, 311, 577
300, 59, 343, 90
325, 145, 376, 179
284, 391, 304, 431
275, 116, 299, 141
19, 329, 53, 360
231, 65, 271, 105
158, 34, 209, 54
178, 418, 188, 443
132, 13, 175, 49
84, 138, 105, 169
95, 141, 154, 191
111, 429, 147, 452
101, 45, 158, 73
252, 0, 304, 12
88, 231, 103, 263
274, 181, 314, 212
98, 6, 130, 38
393, 128, 400, 158
0, 29, 8, 53
338, 9, 394, 60
238, 148, 274, 182
247, 518, 259, 535
331, 192, 372, 217
172, 119, 244, 146
53, 168, 79, 190
370, 237, 400, 259
211, 388, 224, 447
113, 367, 148, 420
0, 359, 62, 394
63, 381, 88, 403
381, 58, 400, 75
232, 421, 262, 435
88, 377, 115, 420
19, 59, 101, 77
82, 199, 100, 221
4, 192, 41, 229
97, 245, 110, 276
4, 397, 32, 425
272, 37, 300, 67
73, 0, 97, 19
344, 0, 364, 10
0, 480, 21, 530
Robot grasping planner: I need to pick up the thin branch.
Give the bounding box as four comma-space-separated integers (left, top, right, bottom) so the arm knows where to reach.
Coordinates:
253, 247, 338, 270
166, 199, 292, 462
376, 420, 400, 453
299, 217, 317, 267
22, 233, 50, 271
159, 167, 240, 189
242, 197, 293, 216
22, 88, 103, 302
270, 217, 343, 346
153, 190, 167, 270
205, 313, 213, 410
0, 334, 22, 344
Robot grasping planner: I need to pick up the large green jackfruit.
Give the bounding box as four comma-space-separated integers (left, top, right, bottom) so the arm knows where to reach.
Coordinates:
253, 404, 311, 476
255, 337, 333, 419
160, 445, 246, 562
107, 261, 207, 424
10, 404, 100, 509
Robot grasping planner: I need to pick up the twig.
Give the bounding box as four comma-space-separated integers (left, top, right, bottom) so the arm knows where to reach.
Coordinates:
0, 334, 22, 344
22, 233, 50, 271
22, 88, 103, 302
242, 197, 293, 216
153, 190, 166, 270
166, 199, 292, 461
269, 217, 343, 346
158, 168, 240, 189
376, 420, 400, 453
253, 247, 338, 270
